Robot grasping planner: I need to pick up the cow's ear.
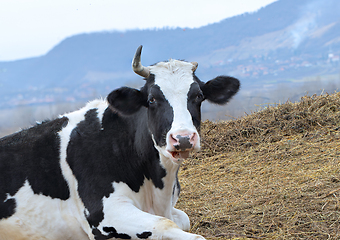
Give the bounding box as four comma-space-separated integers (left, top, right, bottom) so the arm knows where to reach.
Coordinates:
200, 76, 240, 104
107, 87, 147, 115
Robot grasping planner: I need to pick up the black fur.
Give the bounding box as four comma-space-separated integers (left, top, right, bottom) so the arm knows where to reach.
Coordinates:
197, 75, 240, 104
146, 84, 174, 147
92, 227, 131, 240
103, 226, 131, 239
0, 198, 16, 220
107, 87, 148, 115
136, 231, 152, 239
0, 117, 70, 220
0, 61, 240, 240
187, 81, 204, 131
66, 108, 166, 230
107, 75, 174, 148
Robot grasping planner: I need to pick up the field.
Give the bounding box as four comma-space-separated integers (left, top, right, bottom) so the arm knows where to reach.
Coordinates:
178, 92, 340, 239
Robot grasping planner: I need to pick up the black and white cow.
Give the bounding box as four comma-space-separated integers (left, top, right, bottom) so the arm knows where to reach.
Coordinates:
0, 46, 240, 240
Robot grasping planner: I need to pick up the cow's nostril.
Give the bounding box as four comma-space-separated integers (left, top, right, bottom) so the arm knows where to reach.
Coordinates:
190, 133, 196, 144
169, 134, 179, 146
170, 134, 177, 141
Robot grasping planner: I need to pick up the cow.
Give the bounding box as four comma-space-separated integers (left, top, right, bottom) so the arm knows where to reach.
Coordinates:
0, 45, 240, 240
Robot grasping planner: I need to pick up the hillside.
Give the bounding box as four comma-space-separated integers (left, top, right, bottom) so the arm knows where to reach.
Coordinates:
178, 92, 340, 239
0, 0, 339, 112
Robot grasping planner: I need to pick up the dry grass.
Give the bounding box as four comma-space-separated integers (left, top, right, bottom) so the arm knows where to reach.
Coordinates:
178, 92, 340, 239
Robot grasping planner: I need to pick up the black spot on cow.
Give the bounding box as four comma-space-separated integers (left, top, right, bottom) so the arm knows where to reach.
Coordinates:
92, 227, 131, 240
103, 227, 131, 239
107, 78, 174, 149
187, 81, 204, 131
66, 108, 166, 229
0, 117, 70, 220
92, 226, 131, 240
0, 198, 16, 220
146, 83, 174, 148
136, 231, 152, 239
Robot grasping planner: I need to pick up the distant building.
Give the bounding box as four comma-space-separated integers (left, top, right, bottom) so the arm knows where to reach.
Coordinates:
328, 53, 340, 63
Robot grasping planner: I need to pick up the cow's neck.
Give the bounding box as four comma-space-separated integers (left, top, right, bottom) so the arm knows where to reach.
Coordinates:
159, 151, 181, 192
131, 109, 181, 217
158, 152, 180, 190
143, 153, 180, 218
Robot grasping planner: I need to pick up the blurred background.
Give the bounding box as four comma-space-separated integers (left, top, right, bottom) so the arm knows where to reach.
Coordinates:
0, 0, 339, 137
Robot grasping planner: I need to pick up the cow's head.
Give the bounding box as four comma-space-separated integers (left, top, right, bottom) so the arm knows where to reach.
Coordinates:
107, 46, 239, 164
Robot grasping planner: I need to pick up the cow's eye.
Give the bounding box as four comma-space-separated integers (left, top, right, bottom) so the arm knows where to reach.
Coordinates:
149, 97, 156, 105
196, 93, 204, 102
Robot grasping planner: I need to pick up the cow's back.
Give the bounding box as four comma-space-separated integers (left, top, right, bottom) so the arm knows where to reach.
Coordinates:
0, 117, 70, 212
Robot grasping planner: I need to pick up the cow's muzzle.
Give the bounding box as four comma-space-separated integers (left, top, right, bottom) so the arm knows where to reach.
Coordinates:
167, 132, 198, 161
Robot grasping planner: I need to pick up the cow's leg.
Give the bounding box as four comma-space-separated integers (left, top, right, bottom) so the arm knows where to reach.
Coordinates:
91, 197, 205, 240
171, 207, 191, 231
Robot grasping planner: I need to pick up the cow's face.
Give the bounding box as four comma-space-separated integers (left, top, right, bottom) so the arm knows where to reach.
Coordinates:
107, 46, 240, 164
145, 60, 202, 162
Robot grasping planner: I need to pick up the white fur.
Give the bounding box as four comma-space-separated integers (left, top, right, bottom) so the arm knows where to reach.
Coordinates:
0, 100, 109, 240
97, 181, 199, 239
0, 181, 87, 240
57, 100, 109, 240
150, 60, 201, 162
57, 99, 202, 239
150, 60, 198, 136
1, 88, 205, 239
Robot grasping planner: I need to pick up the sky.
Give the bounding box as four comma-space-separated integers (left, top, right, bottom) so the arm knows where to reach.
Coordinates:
0, 0, 277, 61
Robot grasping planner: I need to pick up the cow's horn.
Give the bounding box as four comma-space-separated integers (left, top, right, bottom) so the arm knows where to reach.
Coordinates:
132, 45, 150, 78
191, 62, 198, 72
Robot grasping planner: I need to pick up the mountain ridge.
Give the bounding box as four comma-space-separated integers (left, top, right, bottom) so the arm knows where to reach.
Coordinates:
0, 0, 339, 110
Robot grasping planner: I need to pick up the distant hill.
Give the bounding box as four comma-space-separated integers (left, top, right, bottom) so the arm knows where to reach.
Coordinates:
0, 0, 339, 111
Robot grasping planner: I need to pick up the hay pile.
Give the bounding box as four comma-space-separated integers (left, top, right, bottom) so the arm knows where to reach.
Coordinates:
178, 92, 340, 239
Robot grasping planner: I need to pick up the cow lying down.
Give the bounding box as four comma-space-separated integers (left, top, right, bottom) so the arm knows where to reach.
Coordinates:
0, 46, 240, 240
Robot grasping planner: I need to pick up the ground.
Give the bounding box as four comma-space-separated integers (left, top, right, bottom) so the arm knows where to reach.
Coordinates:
178, 92, 340, 239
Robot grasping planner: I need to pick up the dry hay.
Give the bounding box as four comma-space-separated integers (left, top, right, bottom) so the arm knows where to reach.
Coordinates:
178, 92, 340, 239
